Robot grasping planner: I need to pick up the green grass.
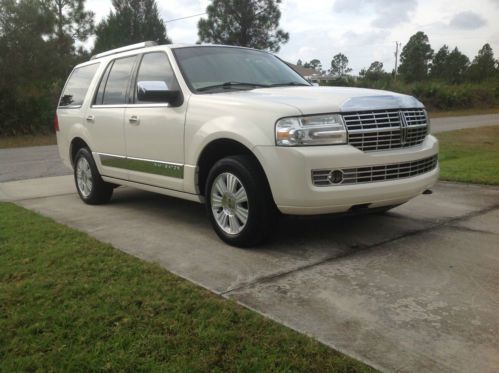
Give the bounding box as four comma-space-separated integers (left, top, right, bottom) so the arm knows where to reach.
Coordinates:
437, 126, 499, 185
0, 203, 373, 372
0, 134, 56, 149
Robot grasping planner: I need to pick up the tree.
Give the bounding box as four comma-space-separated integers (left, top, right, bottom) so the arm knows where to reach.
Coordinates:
48, 0, 94, 53
94, 0, 170, 54
309, 59, 322, 71
360, 61, 387, 82
430, 45, 449, 80
398, 31, 433, 82
296, 59, 302, 66
42, 0, 95, 77
431, 45, 469, 84
467, 43, 497, 81
329, 53, 351, 77
445, 47, 469, 84
197, 0, 289, 52
0, 0, 59, 135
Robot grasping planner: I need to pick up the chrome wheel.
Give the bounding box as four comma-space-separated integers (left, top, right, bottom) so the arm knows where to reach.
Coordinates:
76, 157, 93, 198
210, 172, 249, 235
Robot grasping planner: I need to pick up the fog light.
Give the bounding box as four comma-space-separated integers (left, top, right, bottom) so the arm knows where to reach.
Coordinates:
328, 170, 343, 184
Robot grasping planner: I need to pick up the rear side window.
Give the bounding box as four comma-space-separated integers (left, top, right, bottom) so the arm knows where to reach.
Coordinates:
135, 52, 179, 104
94, 61, 113, 105
101, 56, 137, 105
59, 63, 99, 107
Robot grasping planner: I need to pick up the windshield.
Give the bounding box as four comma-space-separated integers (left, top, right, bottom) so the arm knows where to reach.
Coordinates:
173, 46, 310, 93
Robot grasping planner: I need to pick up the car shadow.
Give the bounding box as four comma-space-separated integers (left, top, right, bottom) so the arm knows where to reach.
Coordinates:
108, 187, 430, 256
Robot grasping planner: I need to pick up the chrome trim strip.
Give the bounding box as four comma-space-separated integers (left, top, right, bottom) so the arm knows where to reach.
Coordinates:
97, 153, 184, 179
127, 156, 183, 167
98, 152, 126, 158
312, 155, 438, 187
341, 95, 424, 111
91, 103, 170, 109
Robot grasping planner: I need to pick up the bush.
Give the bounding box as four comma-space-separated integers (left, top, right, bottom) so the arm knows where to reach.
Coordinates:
0, 80, 61, 136
319, 78, 499, 111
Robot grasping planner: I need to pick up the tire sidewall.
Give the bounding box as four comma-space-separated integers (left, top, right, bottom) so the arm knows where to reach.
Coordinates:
74, 148, 101, 203
205, 156, 272, 246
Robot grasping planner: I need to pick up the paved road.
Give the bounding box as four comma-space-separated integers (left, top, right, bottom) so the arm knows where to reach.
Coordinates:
1, 176, 498, 372
0, 113, 498, 183
0, 145, 70, 182
431, 113, 499, 133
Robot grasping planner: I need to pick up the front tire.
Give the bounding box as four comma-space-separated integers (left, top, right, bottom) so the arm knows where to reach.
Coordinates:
205, 155, 277, 247
74, 147, 113, 205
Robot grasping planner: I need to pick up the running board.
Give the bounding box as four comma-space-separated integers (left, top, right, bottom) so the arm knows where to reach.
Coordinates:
101, 175, 204, 204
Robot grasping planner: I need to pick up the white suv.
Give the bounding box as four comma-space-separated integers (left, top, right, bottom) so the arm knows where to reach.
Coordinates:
56, 42, 439, 246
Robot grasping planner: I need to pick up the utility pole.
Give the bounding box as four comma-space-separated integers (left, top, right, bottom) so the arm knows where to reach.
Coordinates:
393, 41, 401, 80
394, 41, 401, 80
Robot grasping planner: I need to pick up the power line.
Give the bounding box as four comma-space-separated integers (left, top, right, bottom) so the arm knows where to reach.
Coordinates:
165, 12, 207, 23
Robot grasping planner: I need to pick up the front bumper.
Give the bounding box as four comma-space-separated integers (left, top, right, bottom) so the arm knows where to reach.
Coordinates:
254, 135, 439, 215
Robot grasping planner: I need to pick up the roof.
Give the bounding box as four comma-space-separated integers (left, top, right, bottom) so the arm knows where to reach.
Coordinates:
90, 42, 268, 61
286, 63, 319, 77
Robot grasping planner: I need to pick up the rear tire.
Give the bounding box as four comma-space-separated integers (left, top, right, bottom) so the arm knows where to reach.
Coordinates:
205, 155, 277, 247
74, 147, 113, 205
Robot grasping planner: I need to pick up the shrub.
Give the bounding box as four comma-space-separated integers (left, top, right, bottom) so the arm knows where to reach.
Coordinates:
319, 78, 499, 111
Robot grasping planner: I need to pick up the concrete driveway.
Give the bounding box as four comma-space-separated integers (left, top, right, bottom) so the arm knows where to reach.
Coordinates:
1, 175, 498, 373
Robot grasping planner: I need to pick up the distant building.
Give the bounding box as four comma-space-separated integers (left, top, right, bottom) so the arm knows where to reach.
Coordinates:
286, 63, 321, 80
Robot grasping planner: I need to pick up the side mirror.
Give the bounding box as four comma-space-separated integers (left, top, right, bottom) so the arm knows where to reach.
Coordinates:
137, 81, 180, 103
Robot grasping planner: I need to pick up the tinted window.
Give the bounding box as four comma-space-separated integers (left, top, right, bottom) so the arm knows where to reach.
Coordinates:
135, 52, 179, 103
173, 47, 309, 92
102, 56, 136, 105
59, 63, 99, 107
94, 61, 113, 105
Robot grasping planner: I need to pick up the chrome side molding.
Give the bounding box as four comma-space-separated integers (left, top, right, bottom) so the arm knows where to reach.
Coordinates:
98, 153, 184, 179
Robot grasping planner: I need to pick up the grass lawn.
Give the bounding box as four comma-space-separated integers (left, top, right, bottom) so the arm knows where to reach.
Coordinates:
0, 134, 56, 149
436, 126, 499, 185
0, 203, 373, 372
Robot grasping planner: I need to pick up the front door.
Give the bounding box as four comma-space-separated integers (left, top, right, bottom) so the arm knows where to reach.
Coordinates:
124, 52, 186, 191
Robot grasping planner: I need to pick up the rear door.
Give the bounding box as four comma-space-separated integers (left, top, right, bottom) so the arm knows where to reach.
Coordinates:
86, 55, 138, 180
124, 52, 186, 191
57, 62, 100, 165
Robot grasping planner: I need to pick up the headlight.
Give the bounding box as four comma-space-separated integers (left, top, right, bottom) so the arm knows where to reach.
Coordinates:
275, 114, 347, 146
423, 109, 431, 133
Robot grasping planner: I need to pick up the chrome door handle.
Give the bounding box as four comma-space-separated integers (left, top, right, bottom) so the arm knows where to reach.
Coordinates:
129, 115, 140, 125
86, 115, 95, 123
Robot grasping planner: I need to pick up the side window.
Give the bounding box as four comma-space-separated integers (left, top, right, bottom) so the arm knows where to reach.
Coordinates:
59, 63, 99, 107
135, 52, 179, 104
102, 56, 137, 105
94, 61, 113, 105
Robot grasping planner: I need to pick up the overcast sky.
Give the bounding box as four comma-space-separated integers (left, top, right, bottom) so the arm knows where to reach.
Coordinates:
86, 0, 499, 74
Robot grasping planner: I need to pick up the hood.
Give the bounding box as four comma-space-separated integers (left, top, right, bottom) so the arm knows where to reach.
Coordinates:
205, 86, 424, 115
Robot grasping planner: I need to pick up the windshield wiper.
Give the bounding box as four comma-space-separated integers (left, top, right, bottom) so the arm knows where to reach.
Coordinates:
268, 82, 311, 87
197, 82, 270, 92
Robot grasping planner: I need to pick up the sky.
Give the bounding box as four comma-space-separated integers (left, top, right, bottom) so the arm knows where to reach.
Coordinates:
85, 0, 499, 74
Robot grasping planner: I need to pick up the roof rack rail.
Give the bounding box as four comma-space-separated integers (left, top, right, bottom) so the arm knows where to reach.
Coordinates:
90, 41, 158, 60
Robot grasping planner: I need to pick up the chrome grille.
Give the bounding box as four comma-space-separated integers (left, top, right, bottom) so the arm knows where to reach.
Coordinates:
343, 109, 428, 151
312, 155, 438, 186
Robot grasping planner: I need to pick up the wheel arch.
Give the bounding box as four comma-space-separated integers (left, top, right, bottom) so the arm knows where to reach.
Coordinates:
69, 137, 90, 166
196, 138, 272, 199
